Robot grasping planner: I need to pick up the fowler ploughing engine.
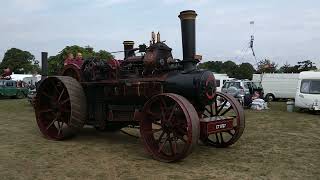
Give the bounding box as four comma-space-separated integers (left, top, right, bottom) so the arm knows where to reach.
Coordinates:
34, 10, 245, 162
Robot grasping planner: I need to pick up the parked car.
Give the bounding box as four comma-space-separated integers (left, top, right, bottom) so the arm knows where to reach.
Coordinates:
27, 89, 37, 106
295, 71, 320, 111
221, 80, 264, 106
213, 73, 234, 92
0, 80, 28, 99
222, 80, 264, 97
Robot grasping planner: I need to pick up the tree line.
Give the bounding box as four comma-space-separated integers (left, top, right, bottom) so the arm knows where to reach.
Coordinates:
198, 59, 318, 80
0, 46, 318, 79
0, 46, 113, 75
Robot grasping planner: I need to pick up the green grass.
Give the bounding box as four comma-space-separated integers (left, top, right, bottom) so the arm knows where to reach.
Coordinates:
0, 99, 319, 180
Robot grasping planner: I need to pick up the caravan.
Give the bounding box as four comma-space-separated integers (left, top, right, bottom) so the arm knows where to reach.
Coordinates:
295, 71, 320, 111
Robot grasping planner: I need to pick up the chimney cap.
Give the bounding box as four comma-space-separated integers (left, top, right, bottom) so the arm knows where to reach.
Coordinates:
123, 41, 134, 45
179, 10, 197, 20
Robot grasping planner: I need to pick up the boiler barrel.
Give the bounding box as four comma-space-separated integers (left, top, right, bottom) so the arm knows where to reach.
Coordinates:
164, 70, 216, 106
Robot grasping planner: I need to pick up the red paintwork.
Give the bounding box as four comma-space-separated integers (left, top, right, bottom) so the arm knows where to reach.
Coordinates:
200, 117, 234, 140
205, 74, 215, 100
64, 58, 83, 68
107, 59, 121, 70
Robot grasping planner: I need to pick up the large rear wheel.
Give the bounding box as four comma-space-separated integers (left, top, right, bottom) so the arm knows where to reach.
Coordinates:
34, 76, 87, 140
140, 93, 200, 162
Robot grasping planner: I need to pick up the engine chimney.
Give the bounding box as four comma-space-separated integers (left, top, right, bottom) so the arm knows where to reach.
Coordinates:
123, 41, 135, 59
41, 52, 48, 79
179, 10, 197, 71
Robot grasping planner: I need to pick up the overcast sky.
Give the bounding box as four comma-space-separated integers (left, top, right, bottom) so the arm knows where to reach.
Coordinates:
1, 0, 319, 68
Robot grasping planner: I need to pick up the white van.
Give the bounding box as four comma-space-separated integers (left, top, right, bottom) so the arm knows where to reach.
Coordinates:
295, 71, 320, 111
23, 76, 41, 86
252, 73, 299, 101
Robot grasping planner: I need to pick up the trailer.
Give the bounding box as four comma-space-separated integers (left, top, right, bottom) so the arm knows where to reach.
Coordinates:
295, 71, 320, 111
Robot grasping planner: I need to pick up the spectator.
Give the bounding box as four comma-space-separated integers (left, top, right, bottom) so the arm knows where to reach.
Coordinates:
74, 52, 84, 67
252, 91, 260, 100
64, 53, 74, 66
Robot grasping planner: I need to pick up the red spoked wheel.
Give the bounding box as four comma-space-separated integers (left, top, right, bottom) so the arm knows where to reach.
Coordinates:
200, 92, 245, 148
34, 76, 87, 140
140, 93, 200, 162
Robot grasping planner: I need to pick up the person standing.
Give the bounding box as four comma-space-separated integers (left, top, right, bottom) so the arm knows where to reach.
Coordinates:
64, 53, 74, 66
74, 52, 84, 67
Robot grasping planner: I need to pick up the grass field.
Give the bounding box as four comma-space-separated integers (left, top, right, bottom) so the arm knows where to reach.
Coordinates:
0, 99, 319, 180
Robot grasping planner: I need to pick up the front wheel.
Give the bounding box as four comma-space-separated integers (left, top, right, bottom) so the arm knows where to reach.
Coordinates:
200, 92, 245, 148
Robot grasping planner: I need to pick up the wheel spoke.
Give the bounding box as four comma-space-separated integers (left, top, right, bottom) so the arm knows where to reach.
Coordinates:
156, 131, 166, 143
175, 132, 187, 143
173, 138, 177, 154
204, 107, 211, 115
57, 121, 64, 136
210, 104, 213, 116
214, 96, 218, 115
46, 116, 58, 130
58, 88, 65, 102
216, 100, 227, 115
227, 130, 234, 136
159, 97, 167, 121
167, 103, 177, 122
215, 133, 220, 144
145, 128, 163, 134
49, 80, 60, 95
220, 106, 232, 116
168, 138, 176, 155
158, 134, 170, 153
220, 132, 224, 143
59, 98, 70, 105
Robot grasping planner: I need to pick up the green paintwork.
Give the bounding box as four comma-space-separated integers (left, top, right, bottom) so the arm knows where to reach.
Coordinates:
0, 80, 28, 99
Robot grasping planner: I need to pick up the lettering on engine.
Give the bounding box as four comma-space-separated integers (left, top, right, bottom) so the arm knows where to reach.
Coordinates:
216, 123, 226, 129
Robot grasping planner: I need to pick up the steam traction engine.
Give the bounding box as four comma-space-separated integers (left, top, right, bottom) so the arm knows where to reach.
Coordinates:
35, 10, 245, 162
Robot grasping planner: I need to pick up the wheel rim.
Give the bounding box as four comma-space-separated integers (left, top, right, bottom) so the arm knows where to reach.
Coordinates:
201, 92, 245, 147
62, 65, 82, 81
35, 76, 87, 140
267, 95, 274, 102
17, 92, 24, 98
140, 93, 199, 162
